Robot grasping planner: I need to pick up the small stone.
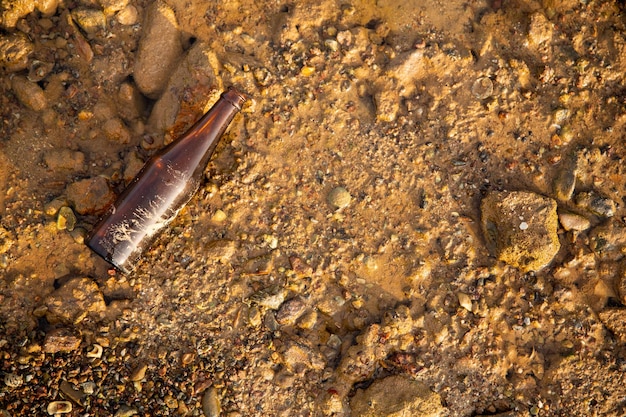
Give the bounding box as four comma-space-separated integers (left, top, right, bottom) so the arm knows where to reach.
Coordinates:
281, 339, 325, 371
114, 405, 138, 417
0, 226, 15, 255
211, 209, 227, 222
102, 118, 131, 144
3, 373, 23, 388
43, 327, 82, 353
43, 149, 85, 171
116, 5, 138, 25
589, 219, 626, 261
70, 227, 87, 244
45, 277, 107, 324
45, 198, 68, 216
471, 77, 493, 99
66, 176, 116, 215
558, 212, 590, 232
374, 88, 400, 122
164, 395, 178, 409
57, 206, 77, 232
481, 191, 560, 272
98, 0, 129, 15
133, 0, 183, 99
204, 239, 237, 262
47, 401, 72, 415
457, 292, 473, 312
575, 191, 615, 218
554, 166, 577, 201
60, 380, 86, 405
527, 12, 553, 47
129, 363, 148, 381
350, 375, 444, 417
71, 8, 106, 35
0, 33, 34, 72
248, 306, 262, 327
251, 286, 286, 310
11, 75, 47, 111
202, 387, 221, 417
328, 186, 352, 209
276, 297, 307, 325
37, 0, 59, 16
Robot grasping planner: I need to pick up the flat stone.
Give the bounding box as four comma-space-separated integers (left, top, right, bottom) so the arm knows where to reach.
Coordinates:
43, 327, 82, 353
204, 240, 237, 263
558, 212, 590, 232
66, 176, 116, 215
350, 375, 444, 417
575, 191, 615, 218
45, 277, 106, 324
133, 0, 183, 99
481, 191, 560, 272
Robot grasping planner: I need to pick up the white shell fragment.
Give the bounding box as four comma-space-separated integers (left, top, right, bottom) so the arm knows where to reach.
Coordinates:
47, 401, 72, 415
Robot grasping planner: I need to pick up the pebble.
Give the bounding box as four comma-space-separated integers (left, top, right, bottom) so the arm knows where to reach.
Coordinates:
57, 206, 77, 232
248, 305, 262, 327
114, 405, 138, 417
60, 380, 86, 405
133, 0, 183, 99
43, 327, 82, 353
47, 401, 72, 415
98, 0, 129, 15
102, 117, 131, 144
65, 176, 116, 215
328, 186, 352, 209
276, 297, 307, 325
575, 191, 615, 218
37, 0, 59, 16
558, 212, 590, 232
471, 77, 494, 99
11, 75, 47, 111
116, 5, 138, 25
457, 292, 473, 312
0, 226, 15, 254
129, 363, 148, 381
45, 277, 106, 324
0, 33, 34, 72
28, 60, 55, 82
554, 165, 577, 201
202, 387, 221, 417
71, 8, 106, 35
374, 88, 400, 122
3, 373, 23, 388
527, 12, 553, 47
481, 191, 560, 272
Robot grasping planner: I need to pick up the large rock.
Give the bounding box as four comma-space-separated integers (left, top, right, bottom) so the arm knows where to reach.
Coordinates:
45, 277, 107, 324
481, 191, 560, 272
147, 41, 220, 137
350, 375, 444, 417
133, 0, 183, 99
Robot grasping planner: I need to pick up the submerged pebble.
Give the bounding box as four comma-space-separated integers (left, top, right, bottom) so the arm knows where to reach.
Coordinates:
328, 186, 352, 209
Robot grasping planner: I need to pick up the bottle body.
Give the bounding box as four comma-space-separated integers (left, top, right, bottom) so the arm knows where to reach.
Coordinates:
87, 88, 247, 273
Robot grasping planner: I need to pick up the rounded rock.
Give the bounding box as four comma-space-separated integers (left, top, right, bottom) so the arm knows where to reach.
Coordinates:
133, 1, 183, 99
11, 75, 47, 111
328, 186, 352, 209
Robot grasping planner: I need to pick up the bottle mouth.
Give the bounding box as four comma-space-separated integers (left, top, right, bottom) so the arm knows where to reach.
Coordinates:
223, 87, 248, 109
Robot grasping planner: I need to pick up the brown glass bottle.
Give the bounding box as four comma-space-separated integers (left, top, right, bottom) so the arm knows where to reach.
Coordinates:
86, 88, 247, 274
